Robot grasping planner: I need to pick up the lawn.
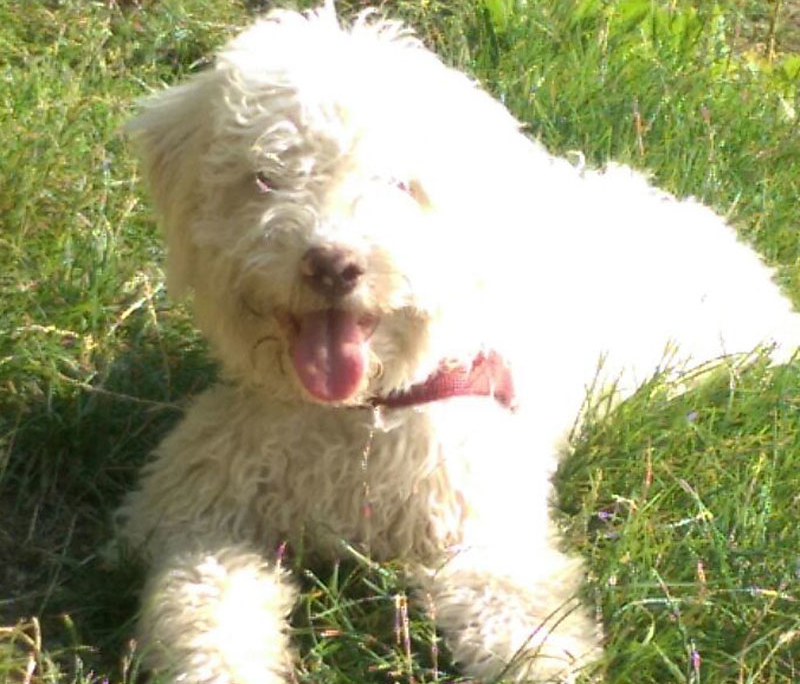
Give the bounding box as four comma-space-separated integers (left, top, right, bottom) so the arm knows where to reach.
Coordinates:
1, 0, 800, 682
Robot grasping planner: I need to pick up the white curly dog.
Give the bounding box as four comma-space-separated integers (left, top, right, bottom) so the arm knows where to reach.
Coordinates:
118, 4, 800, 683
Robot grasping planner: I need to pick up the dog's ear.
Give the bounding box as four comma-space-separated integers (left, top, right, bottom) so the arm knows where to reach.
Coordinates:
126, 72, 219, 297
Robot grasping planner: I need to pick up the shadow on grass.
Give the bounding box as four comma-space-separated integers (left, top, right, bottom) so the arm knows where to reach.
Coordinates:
0, 322, 216, 677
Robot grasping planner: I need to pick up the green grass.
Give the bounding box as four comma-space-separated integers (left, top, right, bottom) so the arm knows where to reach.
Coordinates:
1, 0, 799, 682
557, 354, 800, 682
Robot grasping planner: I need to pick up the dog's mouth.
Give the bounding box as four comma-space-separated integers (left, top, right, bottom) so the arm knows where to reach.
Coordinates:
276, 309, 378, 403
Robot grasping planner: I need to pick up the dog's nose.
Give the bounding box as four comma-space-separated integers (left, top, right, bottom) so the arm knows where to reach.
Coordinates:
300, 245, 366, 298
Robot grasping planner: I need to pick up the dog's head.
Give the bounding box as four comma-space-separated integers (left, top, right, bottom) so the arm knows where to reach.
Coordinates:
128, 6, 541, 405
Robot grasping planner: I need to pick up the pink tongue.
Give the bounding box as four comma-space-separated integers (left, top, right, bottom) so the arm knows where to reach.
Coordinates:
290, 310, 368, 402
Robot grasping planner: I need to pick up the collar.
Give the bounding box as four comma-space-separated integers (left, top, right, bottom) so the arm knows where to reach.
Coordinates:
369, 351, 516, 411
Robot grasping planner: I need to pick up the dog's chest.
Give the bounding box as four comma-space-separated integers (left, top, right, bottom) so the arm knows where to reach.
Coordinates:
261, 399, 521, 562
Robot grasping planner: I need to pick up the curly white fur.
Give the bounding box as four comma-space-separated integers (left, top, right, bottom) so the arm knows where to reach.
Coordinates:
118, 5, 800, 683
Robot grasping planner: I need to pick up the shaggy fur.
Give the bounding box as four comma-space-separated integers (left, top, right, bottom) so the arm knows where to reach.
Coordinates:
118, 5, 800, 683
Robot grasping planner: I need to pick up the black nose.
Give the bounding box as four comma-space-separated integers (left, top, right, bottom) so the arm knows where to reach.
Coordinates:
300, 245, 366, 298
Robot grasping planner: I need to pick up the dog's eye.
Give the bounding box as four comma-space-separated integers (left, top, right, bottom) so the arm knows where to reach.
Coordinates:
255, 172, 273, 193
406, 179, 430, 207
384, 176, 430, 207
393, 178, 429, 207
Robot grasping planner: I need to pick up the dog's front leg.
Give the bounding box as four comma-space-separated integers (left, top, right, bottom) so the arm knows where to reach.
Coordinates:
412, 543, 601, 683
137, 542, 296, 684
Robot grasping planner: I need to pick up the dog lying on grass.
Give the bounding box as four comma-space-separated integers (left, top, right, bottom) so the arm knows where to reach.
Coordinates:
118, 4, 800, 682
